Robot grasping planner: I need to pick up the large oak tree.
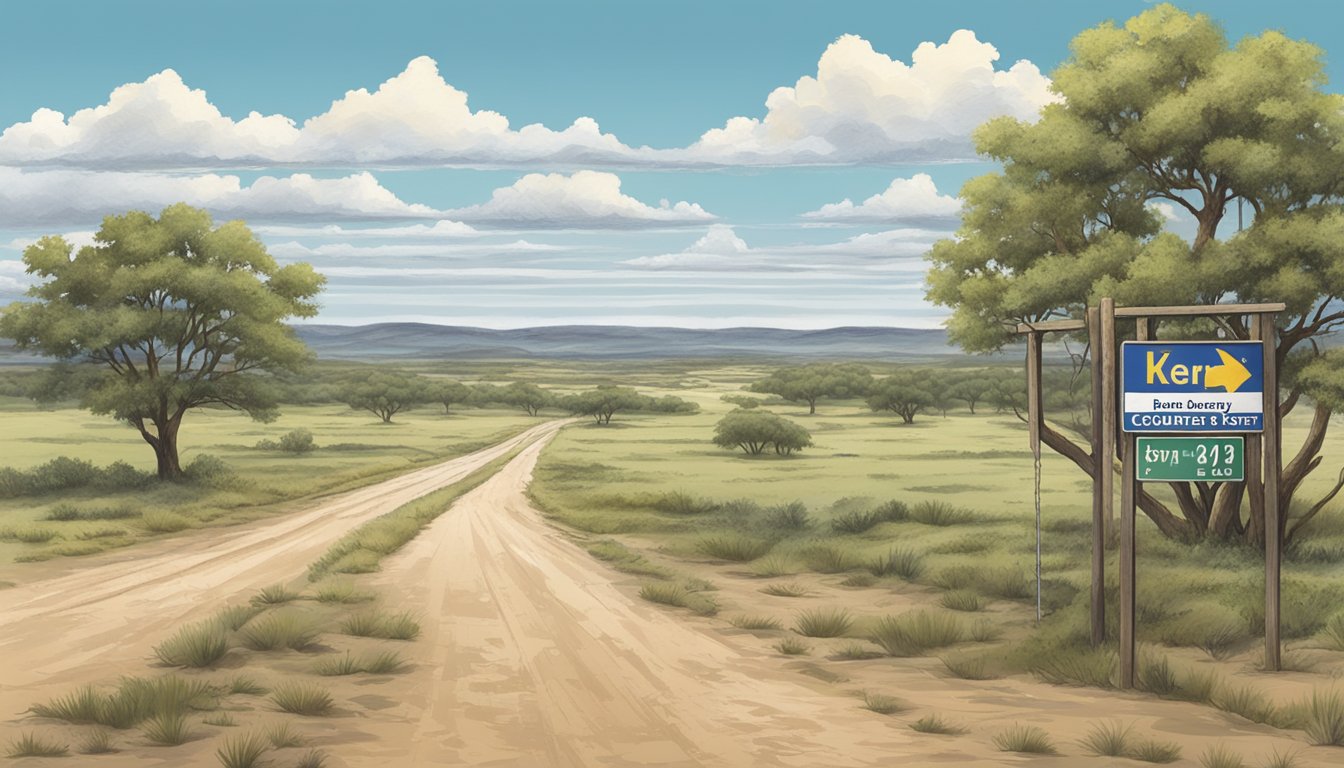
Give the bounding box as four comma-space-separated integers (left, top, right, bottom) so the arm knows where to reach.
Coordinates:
927, 4, 1344, 544
0, 204, 324, 478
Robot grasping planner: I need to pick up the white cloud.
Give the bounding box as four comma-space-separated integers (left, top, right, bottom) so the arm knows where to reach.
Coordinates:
251, 220, 477, 239
623, 225, 943, 270
680, 32, 1057, 165
801, 173, 960, 225
0, 37, 1052, 170
267, 240, 567, 259
444, 171, 715, 229
0, 168, 440, 227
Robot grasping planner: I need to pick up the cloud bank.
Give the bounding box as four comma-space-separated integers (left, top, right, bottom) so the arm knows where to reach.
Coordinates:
443, 171, 715, 229
801, 173, 960, 225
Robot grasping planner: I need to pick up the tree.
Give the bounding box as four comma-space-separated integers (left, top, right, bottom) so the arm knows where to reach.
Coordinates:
712, 410, 813, 456
498, 381, 552, 416
563, 385, 646, 424
344, 371, 428, 423
867, 372, 934, 424
644, 394, 699, 414
720, 394, 763, 409
431, 380, 471, 414
0, 204, 323, 479
750, 363, 872, 414
926, 4, 1344, 544
948, 376, 993, 415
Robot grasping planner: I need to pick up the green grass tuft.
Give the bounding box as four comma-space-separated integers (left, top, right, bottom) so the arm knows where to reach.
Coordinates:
270, 683, 333, 717
992, 724, 1058, 754
839, 572, 876, 587
338, 610, 421, 640
774, 637, 810, 655
29, 684, 105, 723
216, 732, 270, 768
1030, 646, 1116, 688
760, 582, 810, 598
203, 712, 237, 727
800, 543, 857, 573
910, 500, 975, 526
313, 581, 375, 604
5, 732, 69, 757
238, 611, 321, 651
296, 748, 328, 768
362, 650, 408, 674
1078, 721, 1132, 757
250, 584, 300, 606
793, 608, 854, 638
939, 590, 982, 612
640, 582, 689, 607
266, 721, 304, 748
227, 676, 267, 696
142, 710, 193, 746
154, 620, 230, 668
1304, 688, 1344, 746
831, 508, 884, 534
860, 691, 907, 715
730, 615, 782, 631
867, 547, 924, 580
140, 510, 195, 533
1130, 738, 1182, 764
749, 553, 796, 578
697, 534, 773, 562
1321, 614, 1344, 651
1215, 683, 1277, 725
313, 651, 362, 676
1199, 744, 1247, 768
910, 714, 967, 735
1260, 747, 1302, 768
832, 642, 883, 660
215, 605, 264, 631
78, 729, 117, 754
940, 652, 996, 680
869, 610, 964, 656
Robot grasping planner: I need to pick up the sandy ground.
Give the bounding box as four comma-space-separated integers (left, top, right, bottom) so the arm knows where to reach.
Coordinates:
0, 420, 564, 733
2, 419, 1339, 766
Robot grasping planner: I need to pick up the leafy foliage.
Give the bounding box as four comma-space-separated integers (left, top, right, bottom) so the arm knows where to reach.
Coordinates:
712, 410, 813, 456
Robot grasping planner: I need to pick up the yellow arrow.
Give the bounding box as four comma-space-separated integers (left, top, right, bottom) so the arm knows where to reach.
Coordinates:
1204, 349, 1252, 393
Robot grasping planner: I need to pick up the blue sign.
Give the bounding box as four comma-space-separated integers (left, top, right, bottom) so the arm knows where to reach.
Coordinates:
1121, 341, 1264, 433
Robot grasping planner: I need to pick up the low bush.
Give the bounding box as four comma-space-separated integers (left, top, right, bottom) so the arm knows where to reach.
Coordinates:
154, 621, 230, 668
910, 500, 975, 526
939, 590, 983, 612
868, 547, 924, 580
800, 543, 857, 573
238, 612, 321, 651
831, 509, 884, 535
763, 502, 810, 530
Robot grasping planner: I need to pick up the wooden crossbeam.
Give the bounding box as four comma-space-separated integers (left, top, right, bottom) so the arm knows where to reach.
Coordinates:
1013, 302, 1287, 335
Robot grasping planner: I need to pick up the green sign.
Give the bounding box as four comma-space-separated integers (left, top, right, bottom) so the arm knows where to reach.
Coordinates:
1137, 437, 1244, 483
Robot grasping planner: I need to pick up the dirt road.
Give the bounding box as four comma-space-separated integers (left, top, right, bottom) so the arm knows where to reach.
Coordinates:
0, 420, 565, 724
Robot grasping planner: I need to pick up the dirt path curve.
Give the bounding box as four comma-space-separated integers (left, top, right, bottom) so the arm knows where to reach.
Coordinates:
0, 420, 566, 723
345, 430, 931, 768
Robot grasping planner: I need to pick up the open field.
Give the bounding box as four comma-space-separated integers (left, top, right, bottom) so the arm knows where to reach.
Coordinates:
0, 397, 545, 569
3, 359, 1344, 766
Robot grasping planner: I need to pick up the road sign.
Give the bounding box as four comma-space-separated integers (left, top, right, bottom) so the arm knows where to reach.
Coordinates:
1136, 436, 1244, 482
1121, 341, 1264, 433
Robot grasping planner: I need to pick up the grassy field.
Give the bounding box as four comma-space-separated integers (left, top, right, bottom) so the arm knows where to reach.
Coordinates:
0, 397, 545, 566
529, 364, 1344, 720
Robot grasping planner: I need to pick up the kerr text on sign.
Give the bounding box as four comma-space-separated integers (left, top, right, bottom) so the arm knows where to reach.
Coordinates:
1121, 341, 1264, 433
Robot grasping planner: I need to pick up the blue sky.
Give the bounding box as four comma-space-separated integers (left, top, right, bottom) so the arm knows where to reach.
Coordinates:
0, 1, 1340, 328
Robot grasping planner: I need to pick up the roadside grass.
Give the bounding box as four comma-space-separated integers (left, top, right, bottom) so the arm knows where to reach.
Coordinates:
793, 608, 854, 638
270, 683, 333, 716
910, 714, 968, 735
638, 582, 718, 617
238, 610, 322, 651
154, 620, 231, 668
729, 615, 782, 631
869, 611, 964, 657
0, 402, 543, 565
761, 582, 811, 598
993, 724, 1058, 755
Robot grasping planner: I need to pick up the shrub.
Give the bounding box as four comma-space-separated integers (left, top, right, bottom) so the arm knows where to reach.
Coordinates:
794, 609, 854, 638
184, 454, 235, 487
1137, 655, 1180, 697
868, 547, 924, 580
1215, 683, 1276, 724
227, 676, 267, 696
869, 611, 964, 656
271, 683, 334, 716
278, 429, 316, 454
875, 500, 909, 522
697, 534, 773, 562
833, 642, 883, 660
154, 621, 230, 667
380, 612, 421, 641
712, 410, 813, 456
992, 724, 1058, 754
764, 501, 810, 530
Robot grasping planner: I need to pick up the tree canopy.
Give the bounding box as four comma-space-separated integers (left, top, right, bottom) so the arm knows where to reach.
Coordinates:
343, 371, 429, 423
750, 363, 873, 414
866, 372, 935, 424
712, 410, 813, 456
925, 4, 1344, 543
0, 204, 324, 478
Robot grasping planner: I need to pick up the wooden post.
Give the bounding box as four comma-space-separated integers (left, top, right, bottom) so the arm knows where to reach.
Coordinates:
1097, 299, 1117, 644
1118, 317, 1148, 689
1087, 306, 1105, 645
1027, 332, 1044, 624
1261, 312, 1281, 671
1247, 321, 1265, 653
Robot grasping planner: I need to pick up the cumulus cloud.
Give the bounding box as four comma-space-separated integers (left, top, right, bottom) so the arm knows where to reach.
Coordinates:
680, 32, 1056, 165
801, 173, 960, 225
444, 171, 715, 229
0, 36, 1051, 169
623, 225, 943, 270
0, 168, 440, 227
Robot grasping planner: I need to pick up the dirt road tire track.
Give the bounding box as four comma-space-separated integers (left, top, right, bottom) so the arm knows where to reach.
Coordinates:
0, 420, 566, 724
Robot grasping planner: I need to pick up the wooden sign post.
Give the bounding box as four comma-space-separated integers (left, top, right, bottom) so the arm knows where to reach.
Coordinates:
1017, 302, 1285, 687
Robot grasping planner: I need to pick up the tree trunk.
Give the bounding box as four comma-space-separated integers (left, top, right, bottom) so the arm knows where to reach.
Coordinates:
151, 416, 183, 480
808, 399, 816, 415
